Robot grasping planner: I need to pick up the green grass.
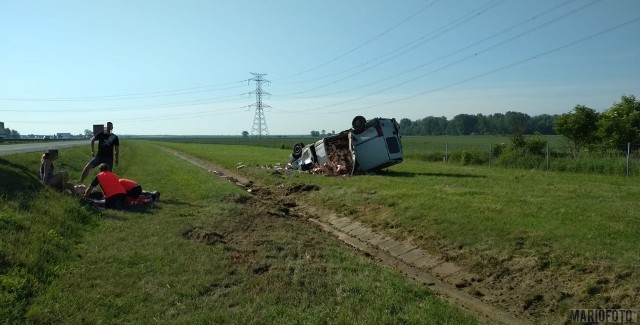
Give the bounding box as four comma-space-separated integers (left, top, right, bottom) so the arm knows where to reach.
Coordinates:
0, 155, 96, 322
151, 135, 640, 176
158, 140, 640, 319
1, 141, 477, 324
4, 139, 639, 323
158, 141, 640, 266
147, 134, 570, 155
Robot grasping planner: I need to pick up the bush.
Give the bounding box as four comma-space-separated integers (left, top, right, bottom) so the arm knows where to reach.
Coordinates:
525, 133, 547, 156
495, 151, 545, 169
491, 143, 507, 158
460, 150, 487, 165
410, 152, 447, 162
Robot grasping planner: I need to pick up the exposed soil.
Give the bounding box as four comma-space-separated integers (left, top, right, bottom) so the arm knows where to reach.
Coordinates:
182, 227, 226, 245
164, 147, 639, 325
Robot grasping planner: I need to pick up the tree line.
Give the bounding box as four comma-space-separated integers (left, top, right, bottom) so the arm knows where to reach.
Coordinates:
554, 95, 639, 153
399, 111, 556, 136
398, 95, 639, 152
2, 128, 21, 139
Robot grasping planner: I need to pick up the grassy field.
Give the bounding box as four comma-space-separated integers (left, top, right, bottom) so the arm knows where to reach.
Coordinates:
161, 141, 640, 266
158, 141, 640, 322
152, 134, 640, 176
2, 139, 638, 324
1, 142, 477, 324
150, 134, 569, 154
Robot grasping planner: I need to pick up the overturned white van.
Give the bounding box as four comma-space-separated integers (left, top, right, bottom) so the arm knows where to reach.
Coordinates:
289, 116, 403, 175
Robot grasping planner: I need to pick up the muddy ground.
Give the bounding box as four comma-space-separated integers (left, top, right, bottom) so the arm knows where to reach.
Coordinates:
168, 148, 639, 325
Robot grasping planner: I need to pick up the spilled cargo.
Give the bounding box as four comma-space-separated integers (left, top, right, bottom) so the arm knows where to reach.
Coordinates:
288, 116, 403, 175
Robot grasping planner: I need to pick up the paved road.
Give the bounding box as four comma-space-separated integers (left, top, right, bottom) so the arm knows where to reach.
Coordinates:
0, 140, 87, 157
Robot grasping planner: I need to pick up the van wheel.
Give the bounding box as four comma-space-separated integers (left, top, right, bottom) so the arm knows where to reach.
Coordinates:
352, 116, 366, 134
292, 143, 305, 159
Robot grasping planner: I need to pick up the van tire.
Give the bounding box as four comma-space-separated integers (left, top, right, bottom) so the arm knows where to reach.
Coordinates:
292, 143, 305, 159
352, 116, 366, 134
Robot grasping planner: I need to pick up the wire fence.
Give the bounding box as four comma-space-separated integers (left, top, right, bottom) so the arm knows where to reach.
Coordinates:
408, 141, 640, 177
157, 136, 640, 177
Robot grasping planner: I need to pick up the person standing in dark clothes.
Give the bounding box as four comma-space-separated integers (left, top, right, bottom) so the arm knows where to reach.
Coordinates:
79, 122, 119, 183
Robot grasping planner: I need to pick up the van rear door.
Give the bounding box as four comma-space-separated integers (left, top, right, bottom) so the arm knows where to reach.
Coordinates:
380, 119, 403, 161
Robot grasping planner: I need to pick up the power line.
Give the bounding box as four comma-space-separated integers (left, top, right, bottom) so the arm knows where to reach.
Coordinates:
4, 105, 250, 124
280, 15, 640, 115
0, 92, 251, 113
277, 0, 604, 113
274, 0, 441, 82
0, 79, 249, 102
276, 0, 506, 93
278, 0, 575, 100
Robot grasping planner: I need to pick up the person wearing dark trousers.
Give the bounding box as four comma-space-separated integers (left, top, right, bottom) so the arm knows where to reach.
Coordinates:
119, 178, 160, 202
79, 122, 119, 183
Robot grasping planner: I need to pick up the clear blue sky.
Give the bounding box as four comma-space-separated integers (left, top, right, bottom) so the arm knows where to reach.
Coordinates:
1, 0, 639, 136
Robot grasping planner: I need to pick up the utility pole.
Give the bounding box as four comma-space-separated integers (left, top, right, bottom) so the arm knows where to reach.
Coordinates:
248, 72, 270, 139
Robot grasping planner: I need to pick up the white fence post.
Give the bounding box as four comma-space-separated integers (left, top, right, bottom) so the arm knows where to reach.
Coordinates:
445, 142, 448, 163
546, 142, 550, 172
489, 143, 492, 168
627, 142, 631, 178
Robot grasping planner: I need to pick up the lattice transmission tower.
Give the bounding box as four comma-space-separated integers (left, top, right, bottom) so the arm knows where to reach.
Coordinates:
248, 72, 270, 138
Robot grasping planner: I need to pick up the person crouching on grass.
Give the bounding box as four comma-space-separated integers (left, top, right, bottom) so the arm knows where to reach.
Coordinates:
84, 163, 127, 210
119, 178, 160, 204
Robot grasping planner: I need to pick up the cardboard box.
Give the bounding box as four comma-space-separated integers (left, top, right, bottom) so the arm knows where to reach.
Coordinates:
93, 124, 105, 136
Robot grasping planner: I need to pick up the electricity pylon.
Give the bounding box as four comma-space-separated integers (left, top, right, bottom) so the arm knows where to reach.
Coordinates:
248, 72, 270, 138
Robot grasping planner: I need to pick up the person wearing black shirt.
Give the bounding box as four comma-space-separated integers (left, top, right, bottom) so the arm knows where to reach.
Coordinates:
79, 121, 120, 183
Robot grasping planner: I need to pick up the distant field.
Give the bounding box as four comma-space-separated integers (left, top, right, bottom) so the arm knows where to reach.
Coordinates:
150, 134, 570, 154
153, 134, 640, 176
402, 134, 569, 153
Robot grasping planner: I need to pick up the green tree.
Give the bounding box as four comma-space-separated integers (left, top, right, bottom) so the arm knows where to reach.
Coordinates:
487, 113, 507, 135
241, 131, 249, 137
504, 111, 530, 135
528, 114, 557, 135
597, 95, 640, 150
399, 118, 412, 135
449, 114, 478, 135
4, 128, 20, 139
554, 105, 599, 155
422, 116, 448, 135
